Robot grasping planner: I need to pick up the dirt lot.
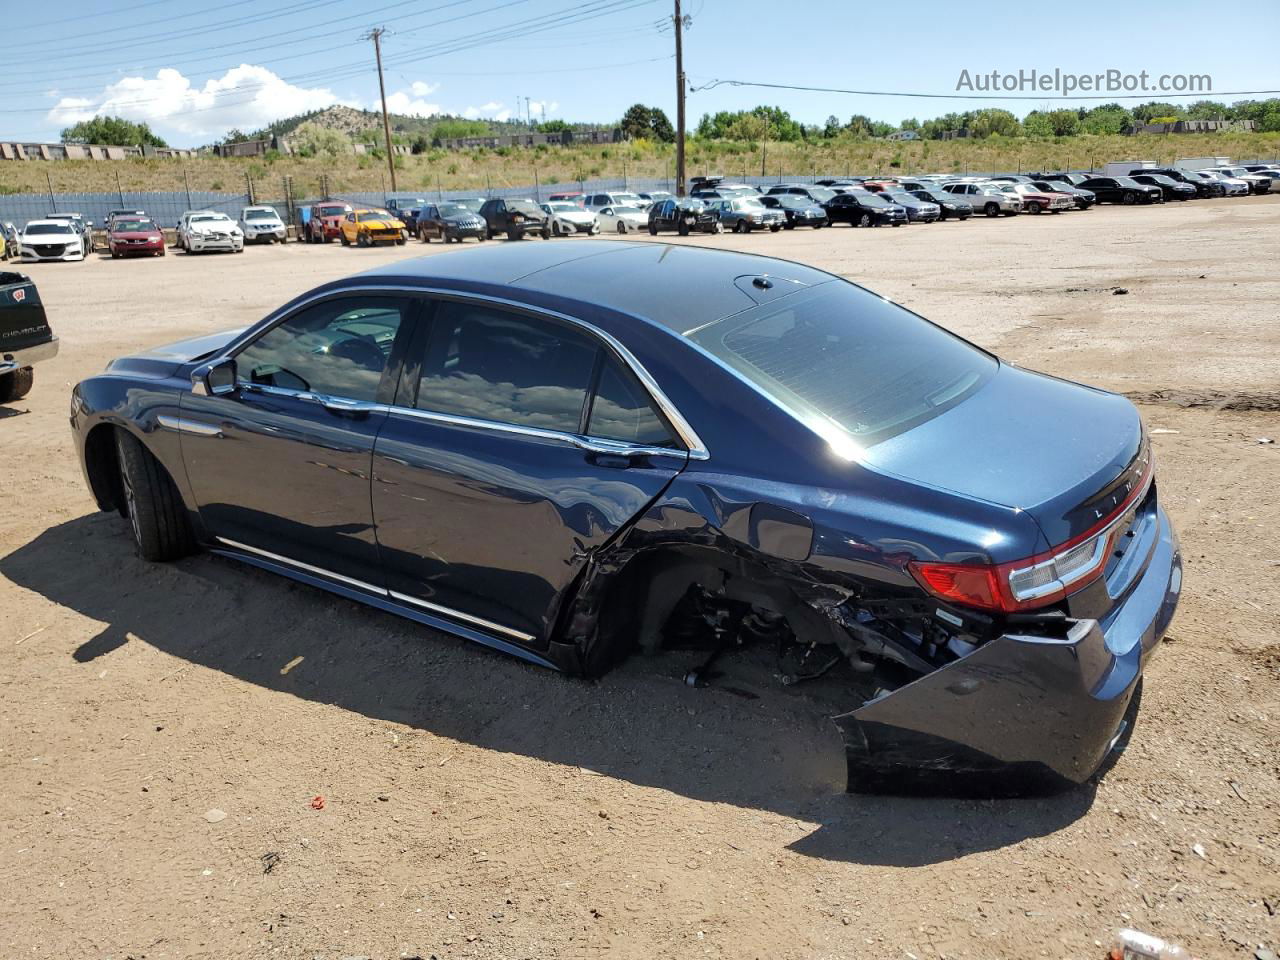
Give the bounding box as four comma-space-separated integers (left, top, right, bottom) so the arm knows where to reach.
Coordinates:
1, 198, 1277, 960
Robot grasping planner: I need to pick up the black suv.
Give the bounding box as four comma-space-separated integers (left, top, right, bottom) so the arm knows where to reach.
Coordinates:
478, 198, 551, 240
1075, 177, 1163, 205
824, 190, 908, 227
1136, 168, 1224, 198
0, 271, 57, 402
647, 198, 723, 235
1127, 174, 1196, 202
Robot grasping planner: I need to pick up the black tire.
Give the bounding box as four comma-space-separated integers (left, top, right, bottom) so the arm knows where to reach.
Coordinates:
858, 213, 872, 228
616, 222, 627, 235
0, 367, 34, 403
1122, 191, 1137, 205
357, 233, 370, 247
507, 228, 522, 241
769, 224, 781, 232
420, 227, 431, 243
648, 223, 658, 236
541, 228, 551, 240
712, 221, 724, 234
114, 430, 196, 562
340, 232, 349, 246
984, 202, 1000, 218
677, 221, 690, 236
1026, 201, 1041, 214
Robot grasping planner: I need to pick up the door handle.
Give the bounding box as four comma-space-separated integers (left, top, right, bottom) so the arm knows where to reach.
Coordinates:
320, 396, 380, 416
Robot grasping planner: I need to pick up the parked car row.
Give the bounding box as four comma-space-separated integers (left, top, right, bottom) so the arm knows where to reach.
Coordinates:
11, 162, 1276, 266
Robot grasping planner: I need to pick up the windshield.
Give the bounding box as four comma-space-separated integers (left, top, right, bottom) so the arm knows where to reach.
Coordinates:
1113, 177, 1141, 187
359, 210, 394, 219
736, 199, 765, 210
453, 199, 484, 211
509, 201, 542, 216
857, 191, 891, 207
613, 193, 643, 204
24, 223, 73, 235
113, 219, 157, 232
245, 209, 277, 220
689, 282, 996, 449
192, 215, 228, 223
319, 205, 348, 217
884, 191, 916, 202
613, 206, 644, 215
437, 203, 469, 217
808, 187, 836, 202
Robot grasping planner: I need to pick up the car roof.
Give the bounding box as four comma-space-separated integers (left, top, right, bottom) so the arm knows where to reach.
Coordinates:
355, 241, 836, 334
23, 219, 75, 228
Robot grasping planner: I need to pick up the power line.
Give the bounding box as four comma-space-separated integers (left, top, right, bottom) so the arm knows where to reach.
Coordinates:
688, 78, 1280, 101
9, 0, 661, 126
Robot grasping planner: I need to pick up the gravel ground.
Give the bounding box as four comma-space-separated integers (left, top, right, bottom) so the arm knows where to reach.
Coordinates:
1, 197, 1277, 960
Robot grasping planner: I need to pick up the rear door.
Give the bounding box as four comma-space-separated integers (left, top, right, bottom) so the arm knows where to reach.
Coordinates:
372, 296, 688, 647
181, 292, 418, 585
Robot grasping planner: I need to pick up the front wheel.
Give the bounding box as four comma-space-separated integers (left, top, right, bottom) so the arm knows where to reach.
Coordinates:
677, 221, 690, 236
858, 213, 872, 228
769, 224, 781, 233
507, 229, 523, 241
616, 222, 627, 235
712, 221, 725, 234
1026, 201, 1041, 214
984, 202, 1000, 218
1122, 192, 1137, 205
0, 366, 34, 403
648, 223, 658, 236
115, 430, 196, 562
340, 232, 350, 246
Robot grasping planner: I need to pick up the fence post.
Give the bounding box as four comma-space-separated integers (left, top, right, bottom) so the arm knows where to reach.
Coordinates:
183, 167, 192, 210
437, 174, 442, 200
534, 166, 540, 202
46, 171, 57, 211
115, 169, 125, 205
245, 172, 255, 205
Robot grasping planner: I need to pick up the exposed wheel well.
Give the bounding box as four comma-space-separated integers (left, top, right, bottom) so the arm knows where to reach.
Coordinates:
581, 545, 846, 677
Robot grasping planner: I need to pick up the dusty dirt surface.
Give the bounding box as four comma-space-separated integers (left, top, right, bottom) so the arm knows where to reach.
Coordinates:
1, 198, 1277, 960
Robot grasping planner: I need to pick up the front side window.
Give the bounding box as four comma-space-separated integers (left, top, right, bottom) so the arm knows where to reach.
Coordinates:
416, 302, 598, 433
689, 281, 996, 446
235, 296, 410, 402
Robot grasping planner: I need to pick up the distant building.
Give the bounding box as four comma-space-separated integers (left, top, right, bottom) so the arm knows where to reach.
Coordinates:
434, 127, 621, 151
0, 141, 196, 160
939, 129, 970, 140
885, 130, 921, 141
1127, 119, 1257, 135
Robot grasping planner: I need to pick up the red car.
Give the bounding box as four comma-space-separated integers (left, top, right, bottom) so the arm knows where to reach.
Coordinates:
547, 192, 584, 205
306, 201, 353, 243
860, 179, 899, 193
107, 215, 166, 258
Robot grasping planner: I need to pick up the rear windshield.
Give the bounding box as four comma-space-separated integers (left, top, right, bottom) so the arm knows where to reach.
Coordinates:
688, 281, 997, 448
113, 219, 157, 231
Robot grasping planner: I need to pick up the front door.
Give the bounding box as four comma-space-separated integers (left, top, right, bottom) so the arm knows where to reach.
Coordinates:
372, 297, 688, 646
181, 292, 416, 584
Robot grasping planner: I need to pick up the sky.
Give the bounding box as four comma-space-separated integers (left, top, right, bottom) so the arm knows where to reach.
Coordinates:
4, 0, 1277, 148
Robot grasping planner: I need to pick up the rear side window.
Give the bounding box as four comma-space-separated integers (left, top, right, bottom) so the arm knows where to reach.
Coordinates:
416, 302, 597, 433
689, 281, 996, 447
588, 357, 673, 446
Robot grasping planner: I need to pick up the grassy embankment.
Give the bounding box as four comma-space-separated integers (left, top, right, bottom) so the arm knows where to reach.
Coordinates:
3, 132, 1277, 198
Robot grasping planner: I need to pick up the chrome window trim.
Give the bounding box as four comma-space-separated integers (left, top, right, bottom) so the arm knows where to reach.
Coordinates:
210, 284, 710, 460
215, 536, 535, 643
382, 404, 689, 462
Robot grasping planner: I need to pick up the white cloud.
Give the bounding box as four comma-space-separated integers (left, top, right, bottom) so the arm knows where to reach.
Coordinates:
46, 65, 351, 142
385, 81, 443, 118
529, 99, 559, 120
480, 101, 502, 111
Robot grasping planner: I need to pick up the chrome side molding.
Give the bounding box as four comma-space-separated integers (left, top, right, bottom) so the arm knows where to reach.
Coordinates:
156, 414, 223, 438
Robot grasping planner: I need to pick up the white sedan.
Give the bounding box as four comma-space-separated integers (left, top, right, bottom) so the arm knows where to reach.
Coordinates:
540, 202, 599, 237
180, 212, 244, 254
20, 220, 85, 262
595, 205, 649, 234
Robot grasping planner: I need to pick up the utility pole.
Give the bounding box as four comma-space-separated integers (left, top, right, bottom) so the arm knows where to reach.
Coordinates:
673, 0, 687, 196
365, 27, 398, 192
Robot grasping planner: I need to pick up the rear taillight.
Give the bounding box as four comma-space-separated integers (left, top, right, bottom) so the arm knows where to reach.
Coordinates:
910, 462, 1153, 615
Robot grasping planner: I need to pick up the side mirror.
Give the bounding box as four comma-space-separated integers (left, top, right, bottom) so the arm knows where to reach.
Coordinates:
192, 358, 237, 397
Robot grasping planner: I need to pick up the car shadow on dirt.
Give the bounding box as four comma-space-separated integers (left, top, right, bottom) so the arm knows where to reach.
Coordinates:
2, 512, 1098, 868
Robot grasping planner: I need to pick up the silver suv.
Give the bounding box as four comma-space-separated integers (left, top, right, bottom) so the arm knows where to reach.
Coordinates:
941, 181, 1022, 217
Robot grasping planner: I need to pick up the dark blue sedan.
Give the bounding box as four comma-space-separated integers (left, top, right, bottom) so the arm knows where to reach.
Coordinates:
70, 242, 1181, 795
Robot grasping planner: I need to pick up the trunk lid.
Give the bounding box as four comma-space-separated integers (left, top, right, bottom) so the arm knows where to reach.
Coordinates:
0, 272, 53, 353
861, 363, 1145, 548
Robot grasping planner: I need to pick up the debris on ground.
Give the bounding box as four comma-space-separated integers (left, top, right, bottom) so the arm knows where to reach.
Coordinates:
261, 851, 280, 874
1113, 287, 1130, 295
204, 808, 226, 823
310, 796, 325, 810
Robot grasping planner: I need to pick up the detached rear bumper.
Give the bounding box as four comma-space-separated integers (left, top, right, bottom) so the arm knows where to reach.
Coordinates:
1, 336, 58, 374
835, 504, 1181, 796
